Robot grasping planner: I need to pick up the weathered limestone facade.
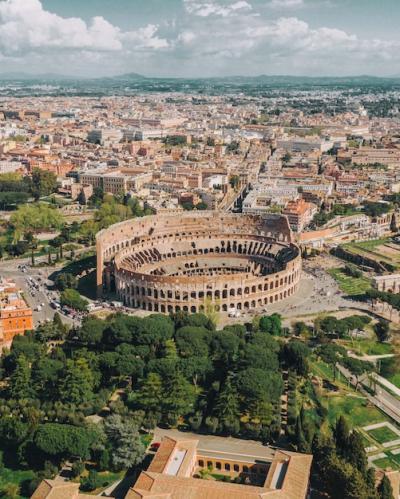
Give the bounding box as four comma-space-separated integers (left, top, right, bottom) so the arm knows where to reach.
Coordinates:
96, 211, 301, 313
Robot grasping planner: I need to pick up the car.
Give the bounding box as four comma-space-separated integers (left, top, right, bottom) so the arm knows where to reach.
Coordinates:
151, 442, 161, 451
228, 309, 241, 318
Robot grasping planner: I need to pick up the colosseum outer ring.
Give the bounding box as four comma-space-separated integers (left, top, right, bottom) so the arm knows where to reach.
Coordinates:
96, 211, 302, 314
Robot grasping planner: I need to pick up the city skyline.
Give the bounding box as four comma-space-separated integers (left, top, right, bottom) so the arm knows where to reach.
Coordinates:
0, 0, 399, 78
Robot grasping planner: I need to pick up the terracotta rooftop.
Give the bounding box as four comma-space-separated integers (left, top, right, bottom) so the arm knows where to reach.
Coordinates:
128, 437, 312, 499
31, 479, 93, 499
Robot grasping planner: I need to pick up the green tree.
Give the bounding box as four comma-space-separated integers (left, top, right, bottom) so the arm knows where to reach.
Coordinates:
80, 469, 99, 492
131, 372, 163, 414
378, 475, 394, 499
55, 273, 77, 291
295, 416, 309, 453
103, 414, 145, 470
77, 317, 106, 346
60, 289, 88, 311
31, 356, 64, 399
0, 483, 20, 499
347, 431, 368, 477
283, 341, 311, 376
10, 203, 64, 242
375, 320, 390, 343
214, 377, 240, 435
211, 331, 241, 369
175, 326, 211, 358
229, 175, 240, 191
390, 214, 398, 233
335, 416, 350, 458
31, 168, 58, 200
59, 358, 94, 405
162, 370, 196, 427
35, 423, 98, 459
9, 354, 34, 400
259, 313, 282, 335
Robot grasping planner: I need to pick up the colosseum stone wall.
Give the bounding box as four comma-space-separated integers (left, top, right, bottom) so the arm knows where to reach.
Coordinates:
96, 211, 301, 314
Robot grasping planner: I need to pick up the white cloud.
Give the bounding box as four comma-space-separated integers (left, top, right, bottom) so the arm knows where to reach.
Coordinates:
0, 0, 398, 77
178, 30, 197, 44
268, 0, 304, 8
174, 11, 400, 76
184, 0, 252, 17
0, 0, 168, 55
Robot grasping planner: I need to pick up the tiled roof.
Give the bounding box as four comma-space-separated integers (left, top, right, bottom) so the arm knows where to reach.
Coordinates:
31, 479, 94, 499
129, 439, 312, 499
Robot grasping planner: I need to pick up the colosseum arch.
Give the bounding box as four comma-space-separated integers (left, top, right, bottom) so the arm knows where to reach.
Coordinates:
96, 211, 301, 313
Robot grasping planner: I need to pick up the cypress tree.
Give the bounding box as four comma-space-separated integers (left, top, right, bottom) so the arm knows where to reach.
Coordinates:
335, 415, 350, 457
378, 475, 394, 499
347, 431, 368, 477
9, 355, 34, 400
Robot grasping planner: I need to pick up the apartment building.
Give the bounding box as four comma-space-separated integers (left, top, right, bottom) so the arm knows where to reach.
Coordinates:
283, 199, 318, 232
0, 279, 33, 346
33, 435, 313, 499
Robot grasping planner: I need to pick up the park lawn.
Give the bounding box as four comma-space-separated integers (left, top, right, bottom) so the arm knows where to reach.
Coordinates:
347, 238, 390, 251
0, 467, 36, 498
211, 473, 233, 482
321, 393, 385, 427
388, 373, 400, 390
310, 360, 335, 381
390, 453, 400, 467
309, 359, 349, 390
368, 426, 400, 444
341, 239, 398, 268
73, 470, 125, 495
141, 433, 153, 448
345, 339, 394, 356
363, 341, 393, 356
360, 431, 375, 448
327, 268, 371, 295
373, 456, 398, 470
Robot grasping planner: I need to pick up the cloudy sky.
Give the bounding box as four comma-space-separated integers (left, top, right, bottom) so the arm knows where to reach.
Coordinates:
0, 0, 398, 77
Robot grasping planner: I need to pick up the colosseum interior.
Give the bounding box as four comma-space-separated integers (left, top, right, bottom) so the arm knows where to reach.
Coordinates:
96, 211, 302, 314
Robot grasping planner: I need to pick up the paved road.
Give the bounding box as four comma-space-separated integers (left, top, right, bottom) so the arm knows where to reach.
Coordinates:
373, 373, 400, 397
337, 364, 400, 425
221, 265, 356, 328
0, 262, 76, 328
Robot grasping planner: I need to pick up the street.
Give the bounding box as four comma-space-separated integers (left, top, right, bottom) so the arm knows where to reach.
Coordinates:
0, 259, 76, 328
337, 364, 400, 426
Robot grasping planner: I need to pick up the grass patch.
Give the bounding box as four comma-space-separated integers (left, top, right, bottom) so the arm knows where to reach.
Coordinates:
310, 360, 335, 381
345, 238, 390, 251
368, 426, 400, 444
0, 467, 36, 498
309, 359, 348, 389
388, 373, 400, 390
360, 432, 375, 448
72, 470, 125, 495
141, 434, 153, 448
321, 394, 385, 427
389, 453, 400, 466
373, 456, 397, 470
342, 339, 393, 356
327, 268, 371, 295
211, 473, 232, 482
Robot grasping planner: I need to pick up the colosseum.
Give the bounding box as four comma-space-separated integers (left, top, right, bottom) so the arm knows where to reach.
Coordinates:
96, 211, 302, 314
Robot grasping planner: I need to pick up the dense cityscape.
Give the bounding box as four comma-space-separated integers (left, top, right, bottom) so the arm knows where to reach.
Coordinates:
1, 0, 400, 498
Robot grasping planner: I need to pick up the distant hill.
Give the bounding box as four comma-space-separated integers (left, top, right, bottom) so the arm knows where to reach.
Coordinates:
0, 72, 80, 81
0, 72, 400, 95
99, 72, 148, 82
